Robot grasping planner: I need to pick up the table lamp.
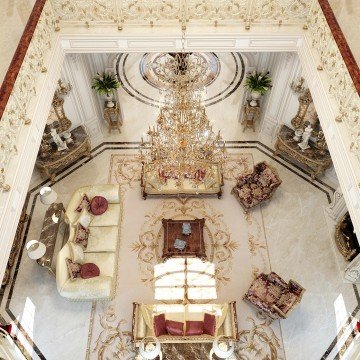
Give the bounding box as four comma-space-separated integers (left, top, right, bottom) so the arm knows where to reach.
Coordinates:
39, 186, 57, 205
26, 240, 46, 260
139, 336, 162, 360
210, 335, 235, 359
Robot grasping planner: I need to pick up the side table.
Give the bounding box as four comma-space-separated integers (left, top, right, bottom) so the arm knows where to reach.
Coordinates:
242, 100, 260, 132
274, 124, 332, 179
162, 218, 206, 260
104, 102, 122, 133
37, 203, 68, 275
36, 125, 92, 183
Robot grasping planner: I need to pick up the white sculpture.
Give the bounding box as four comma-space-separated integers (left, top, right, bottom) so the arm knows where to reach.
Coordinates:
298, 124, 313, 150
50, 128, 68, 151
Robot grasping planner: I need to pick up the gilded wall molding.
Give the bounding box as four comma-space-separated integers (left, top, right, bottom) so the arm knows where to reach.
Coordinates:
307, 1, 360, 158
0, 1, 56, 192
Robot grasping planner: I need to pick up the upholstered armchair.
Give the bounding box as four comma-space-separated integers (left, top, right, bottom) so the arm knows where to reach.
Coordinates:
243, 272, 305, 320
231, 161, 281, 211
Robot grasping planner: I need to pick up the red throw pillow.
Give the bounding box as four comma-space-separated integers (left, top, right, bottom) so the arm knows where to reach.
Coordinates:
76, 194, 91, 212
153, 314, 167, 337
185, 321, 204, 336
0, 324, 12, 335
203, 313, 216, 336
165, 320, 184, 336
90, 196, 108, 215
80, 263, 100, 279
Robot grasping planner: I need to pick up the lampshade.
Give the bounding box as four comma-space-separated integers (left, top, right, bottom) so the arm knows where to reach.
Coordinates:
212, 336, 235, 359
139, 337, 161, 360
26, 240, 46, 260
39, 187, 57, 205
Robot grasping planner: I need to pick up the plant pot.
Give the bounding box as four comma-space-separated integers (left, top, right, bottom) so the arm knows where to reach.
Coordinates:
250, 91, 261, 106
104, 92, 113, 101
104, 93, 115, 108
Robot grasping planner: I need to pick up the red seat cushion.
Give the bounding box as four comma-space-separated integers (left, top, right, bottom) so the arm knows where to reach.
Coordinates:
90, 196, 108, 215
165, 320, 184, 336
80, 263, 100, 279
203, 313, 216, 336
185, 321, 204, 336
153, 314, 167, 337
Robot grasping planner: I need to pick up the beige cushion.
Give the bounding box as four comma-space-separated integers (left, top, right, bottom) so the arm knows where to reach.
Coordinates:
59, 276, 113, 300
86, 226, 118, 252
69, 242, 85, 264
89, 204, 120, 227
65, 185, 120, 224
83, 252, 115, 278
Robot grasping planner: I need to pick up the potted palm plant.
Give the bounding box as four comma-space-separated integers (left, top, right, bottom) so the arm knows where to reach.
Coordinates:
244, 70, 272, 106
91, 72, 120, 107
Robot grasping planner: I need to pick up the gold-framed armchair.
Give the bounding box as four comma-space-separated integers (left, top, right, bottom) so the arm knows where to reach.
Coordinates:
243, 272, 305, 320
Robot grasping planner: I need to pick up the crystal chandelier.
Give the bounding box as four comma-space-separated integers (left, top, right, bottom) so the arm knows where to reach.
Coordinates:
140, 20, 226, 185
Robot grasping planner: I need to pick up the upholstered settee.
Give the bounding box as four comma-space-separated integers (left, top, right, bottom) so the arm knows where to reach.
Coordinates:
231, 161, 281, 211
56, 184, 121, 301
132, 302, 238, 344
141, 163, 224, 199
243, 272, 305, 320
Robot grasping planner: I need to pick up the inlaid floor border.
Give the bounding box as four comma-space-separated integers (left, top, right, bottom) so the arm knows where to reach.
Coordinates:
2, 140, 358, 360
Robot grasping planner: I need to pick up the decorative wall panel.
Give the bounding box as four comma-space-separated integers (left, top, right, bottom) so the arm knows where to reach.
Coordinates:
0, 1, 56, 191
307, 1, 360, 157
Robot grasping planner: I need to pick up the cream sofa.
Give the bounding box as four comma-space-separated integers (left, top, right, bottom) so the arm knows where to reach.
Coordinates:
56, 184, 121, 301
141, 163, 224, 199
132, 302, 238, 344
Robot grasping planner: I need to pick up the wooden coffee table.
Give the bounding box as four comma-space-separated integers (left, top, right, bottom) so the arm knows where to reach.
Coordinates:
162, 218, 206, 260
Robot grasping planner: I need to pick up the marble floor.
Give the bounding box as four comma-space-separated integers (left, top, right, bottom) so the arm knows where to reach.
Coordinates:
1, 141, 359, 360
0, 45, 358, 360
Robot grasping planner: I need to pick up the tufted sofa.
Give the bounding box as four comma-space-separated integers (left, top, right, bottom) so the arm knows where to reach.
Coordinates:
56, 184, 121, 301
231, 161, 282, 211
141, 163, 224, 199
132, 302, 238, 344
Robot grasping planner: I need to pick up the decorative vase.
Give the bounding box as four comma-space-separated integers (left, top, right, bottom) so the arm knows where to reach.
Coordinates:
293, 129, 303, 142
250, 91, 261, 106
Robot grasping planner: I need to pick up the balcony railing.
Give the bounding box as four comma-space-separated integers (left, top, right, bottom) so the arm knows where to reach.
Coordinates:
0, 0, 359, 192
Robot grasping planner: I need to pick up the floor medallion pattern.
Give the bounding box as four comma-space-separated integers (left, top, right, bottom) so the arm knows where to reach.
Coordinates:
132, 197, 238, 289
3, 145, 353, 360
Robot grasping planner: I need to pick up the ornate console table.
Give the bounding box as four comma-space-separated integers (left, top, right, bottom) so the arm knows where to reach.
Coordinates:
274, 125, 332, 180
335, 212, 360, 262
36, 125, 91, 182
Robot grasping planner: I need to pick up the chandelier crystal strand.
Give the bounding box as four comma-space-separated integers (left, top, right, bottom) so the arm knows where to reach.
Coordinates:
140, 21, 226, 187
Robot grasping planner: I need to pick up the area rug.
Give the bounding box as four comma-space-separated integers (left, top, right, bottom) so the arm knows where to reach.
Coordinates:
86, 152, 285, 360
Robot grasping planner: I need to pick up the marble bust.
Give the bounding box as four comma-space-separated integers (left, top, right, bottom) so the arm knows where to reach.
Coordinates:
298, 124, 313, 151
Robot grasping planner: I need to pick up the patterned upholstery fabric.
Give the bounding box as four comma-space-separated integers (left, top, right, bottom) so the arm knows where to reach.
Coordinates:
232, 162, 282, 210
243, 272, 305, 320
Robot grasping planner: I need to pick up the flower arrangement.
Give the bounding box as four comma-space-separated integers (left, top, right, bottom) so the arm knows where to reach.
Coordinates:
244, 70, 272, 95
91, 72, 120, 96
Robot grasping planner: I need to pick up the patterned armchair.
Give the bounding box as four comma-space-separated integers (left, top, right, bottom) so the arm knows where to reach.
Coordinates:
243, 272, 305, 320
231, 161, 281, 211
